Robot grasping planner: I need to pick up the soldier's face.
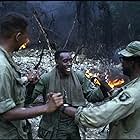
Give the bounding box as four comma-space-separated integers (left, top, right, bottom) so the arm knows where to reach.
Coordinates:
57, 52, 73, 76
120, 57, 133, 77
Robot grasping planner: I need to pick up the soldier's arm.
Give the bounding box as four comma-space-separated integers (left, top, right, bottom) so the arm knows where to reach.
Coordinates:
2, 93, 63, 121
77, 71, 106, 103
75, 90, 135, 128
61, 89, 135, 128
0, 69, 63, 122
30, 73, 49, 104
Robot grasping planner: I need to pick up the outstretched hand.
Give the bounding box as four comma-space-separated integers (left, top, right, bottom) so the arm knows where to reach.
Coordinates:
91, 77, 112, 91
91, 77, 113, 97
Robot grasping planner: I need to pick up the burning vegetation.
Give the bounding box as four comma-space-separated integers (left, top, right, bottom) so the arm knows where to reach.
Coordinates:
108, 79, 125, 88
85, 69, 125, 89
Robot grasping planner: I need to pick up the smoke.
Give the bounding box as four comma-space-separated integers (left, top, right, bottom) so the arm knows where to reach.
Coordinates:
27, 1, 76, 40
0, 1, 125, 59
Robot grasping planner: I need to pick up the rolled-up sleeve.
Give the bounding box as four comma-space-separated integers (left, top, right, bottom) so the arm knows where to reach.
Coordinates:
0, 68, 16, 114
77, 71, 105, 103
0, 99, 15, 113
75, 91, 135, 128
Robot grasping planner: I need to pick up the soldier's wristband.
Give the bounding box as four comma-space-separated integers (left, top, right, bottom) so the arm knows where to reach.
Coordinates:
59, 106, 66, 113
59, 104, 69, 113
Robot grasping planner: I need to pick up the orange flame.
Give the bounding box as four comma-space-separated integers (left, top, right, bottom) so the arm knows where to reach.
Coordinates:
108, 79, 125, 88
85, 70, 100, 85
85, 70, 125, 88
85, 70, 99, 78
19, 39, 29, 50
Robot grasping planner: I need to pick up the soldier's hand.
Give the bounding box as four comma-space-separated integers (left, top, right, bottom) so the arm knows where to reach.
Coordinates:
92, 77, 112, 91
46, 92, 63, 113
59, 105, 76, 117
91, 77, 112, 98
27, 69, 40, 84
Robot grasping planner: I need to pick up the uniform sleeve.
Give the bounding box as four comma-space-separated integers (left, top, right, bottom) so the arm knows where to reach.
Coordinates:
75, 90, 135, 128
31, 73, 48, 102
0, 68, 16, 114
77, 71, 105, 103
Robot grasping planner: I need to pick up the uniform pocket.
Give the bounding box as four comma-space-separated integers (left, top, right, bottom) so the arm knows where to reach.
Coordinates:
1, 127, 19, 139
38, 127, 54, 139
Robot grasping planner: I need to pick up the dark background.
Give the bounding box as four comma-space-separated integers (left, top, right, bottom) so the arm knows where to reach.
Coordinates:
0, 1, 140, 60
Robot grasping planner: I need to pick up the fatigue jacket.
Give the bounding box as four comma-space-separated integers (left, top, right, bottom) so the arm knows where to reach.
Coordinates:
32, 68, 105, 139
75, 76, 140, 139
0, 47, 27, 139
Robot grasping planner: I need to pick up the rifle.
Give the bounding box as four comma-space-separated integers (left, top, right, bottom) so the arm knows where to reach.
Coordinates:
72, 44, 84, 63
63, 13, 77, 49
25, 9, 55, 105
32, 9, 53, 70
24, 9, 54, 139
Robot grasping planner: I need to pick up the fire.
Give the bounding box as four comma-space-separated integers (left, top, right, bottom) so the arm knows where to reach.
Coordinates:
85, 70, 125, 88
108, 79, 125, 88
19, 39, 29, 50
85, 70, 99, 78
19, 43, 26, 50
85, 70, 101, 85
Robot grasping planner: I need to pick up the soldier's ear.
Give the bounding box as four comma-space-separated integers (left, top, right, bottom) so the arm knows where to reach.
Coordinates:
15, 32, 22, 42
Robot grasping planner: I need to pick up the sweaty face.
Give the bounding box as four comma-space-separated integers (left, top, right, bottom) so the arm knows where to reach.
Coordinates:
57, 52, 73, 76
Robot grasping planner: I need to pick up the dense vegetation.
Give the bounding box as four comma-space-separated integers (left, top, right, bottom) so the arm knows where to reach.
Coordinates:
0, 1, 140, 59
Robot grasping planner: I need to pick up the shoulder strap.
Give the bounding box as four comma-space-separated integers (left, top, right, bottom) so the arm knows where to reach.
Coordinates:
42, 71, 51, 104
75, 71, 84, 86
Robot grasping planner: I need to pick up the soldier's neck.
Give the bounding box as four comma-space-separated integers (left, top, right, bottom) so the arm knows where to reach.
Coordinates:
0, 39, 13, 53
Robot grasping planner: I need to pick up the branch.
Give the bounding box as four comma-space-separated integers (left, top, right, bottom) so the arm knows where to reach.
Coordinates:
72, 44, 84, 63
32, 9, 54, 69
63, 13, 77, 49
33, 10, 52, 52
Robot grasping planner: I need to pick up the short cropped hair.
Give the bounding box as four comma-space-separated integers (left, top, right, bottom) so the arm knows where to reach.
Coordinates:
54, 49, 71, 60
0, 12, 28, 39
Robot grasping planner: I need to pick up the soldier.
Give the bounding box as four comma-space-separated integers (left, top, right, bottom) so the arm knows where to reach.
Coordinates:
31, 49, 110, 139
0, 13, 63, 139
60, 41, 140, 139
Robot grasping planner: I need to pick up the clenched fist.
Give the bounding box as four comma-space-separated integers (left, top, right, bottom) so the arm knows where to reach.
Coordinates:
46, 92, 63, 113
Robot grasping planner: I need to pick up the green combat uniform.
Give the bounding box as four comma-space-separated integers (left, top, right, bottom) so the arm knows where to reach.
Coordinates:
32, 67, 106, 139
75, 76, 140, 139
0, 47, 27, 139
